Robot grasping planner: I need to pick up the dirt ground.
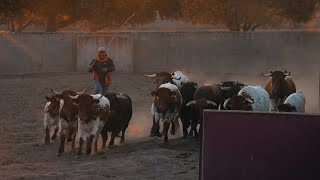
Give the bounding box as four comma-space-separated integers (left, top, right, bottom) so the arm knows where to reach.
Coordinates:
0, 71, 318, 180
0, 72, 200, 180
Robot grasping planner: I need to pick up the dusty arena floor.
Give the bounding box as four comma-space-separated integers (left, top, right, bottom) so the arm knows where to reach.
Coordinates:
0, 72, 200, 180
0, 71, 318, 180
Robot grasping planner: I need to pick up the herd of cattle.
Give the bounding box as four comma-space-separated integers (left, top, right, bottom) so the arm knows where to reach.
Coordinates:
44, 90, 132, 158
43, 70, 306, 157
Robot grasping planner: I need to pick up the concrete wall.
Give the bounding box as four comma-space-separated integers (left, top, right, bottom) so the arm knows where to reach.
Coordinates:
134, 32, 320, 74
76, 34, 134, 72
0, 33, 76, 74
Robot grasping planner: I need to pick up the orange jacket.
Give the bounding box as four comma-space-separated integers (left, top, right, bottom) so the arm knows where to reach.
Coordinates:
89, 55, 115, 85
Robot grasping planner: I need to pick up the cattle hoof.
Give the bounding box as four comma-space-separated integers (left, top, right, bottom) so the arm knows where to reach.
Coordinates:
45, 137, 50, 144
76, 155, 82, 160
51, 135, 57, 141
170, 128, 176, 135
183, 131, 188, 138
155, 132, 162, 137
120, 138, 125, 144
183, 134, 188, 139
108, 145, 114, 149
194, 132, 199, 138
164, 137, 169, 143
57, 153, 62, 157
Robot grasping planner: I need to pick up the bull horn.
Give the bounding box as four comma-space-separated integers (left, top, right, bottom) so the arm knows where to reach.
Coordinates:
149, 88, 157, 92
284, 71, 290, 76
69, 95, 78, 99
261, 71, 272, 77
220, 86, 231, 91
186, 100, 196, 107
171, 75, 181, 80
245, 98, 254, 104
76, 88, 88, 95
91, 94, 103, 100
207, 101, 217, 107
223, 98, 231, 110
116, 95, 125, 99
51, 88, 62, 95
142, 73, 157, 78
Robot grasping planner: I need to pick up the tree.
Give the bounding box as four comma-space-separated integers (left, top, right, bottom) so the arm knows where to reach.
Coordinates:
0, 0, 39, 32
269, 0, 320, 24
1, 0, 319, 32
80, 0, 185, 31
80, 0, 157, 31
34, 0, 81, 32
181, 0, 320, 31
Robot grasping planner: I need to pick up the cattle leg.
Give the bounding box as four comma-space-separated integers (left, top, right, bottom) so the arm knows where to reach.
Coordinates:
193, 122, 199, 138
182, 123, 189, 139
94, 139, 98, 153
189, 121, 198, 137
101, 129, 108, 150
93, 134, 99, 153
120, 129, 126, 143
150, 115, 161, 137
45, 127, 50, 145
163, 122, 170, 143
71, 133, 76, 150
86, 135, 94, 155
180, 115, 191, 138
77, 137, 84, 158
108, 131, 118, 149
154, 120, 161, 137
170, 122, 176, 135
150, 115, 156, 137
51, 127, 59, 140
57, 132, 65, 157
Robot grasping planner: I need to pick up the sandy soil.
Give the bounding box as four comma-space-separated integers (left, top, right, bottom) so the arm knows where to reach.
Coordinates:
0, 72, 200, 180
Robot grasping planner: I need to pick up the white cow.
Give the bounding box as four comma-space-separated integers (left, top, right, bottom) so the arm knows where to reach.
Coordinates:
223, 85, 270, 111
277, 90, 306, 112
43, 96, 60, 144
172, 71, 190, 88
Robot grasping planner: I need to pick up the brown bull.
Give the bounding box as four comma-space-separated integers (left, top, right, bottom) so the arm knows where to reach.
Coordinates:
142, 71, 181, 88
51, 89, 85, 157
69, 93, 110, 158
150, 83, 182, 143
262, 70, 296, 111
